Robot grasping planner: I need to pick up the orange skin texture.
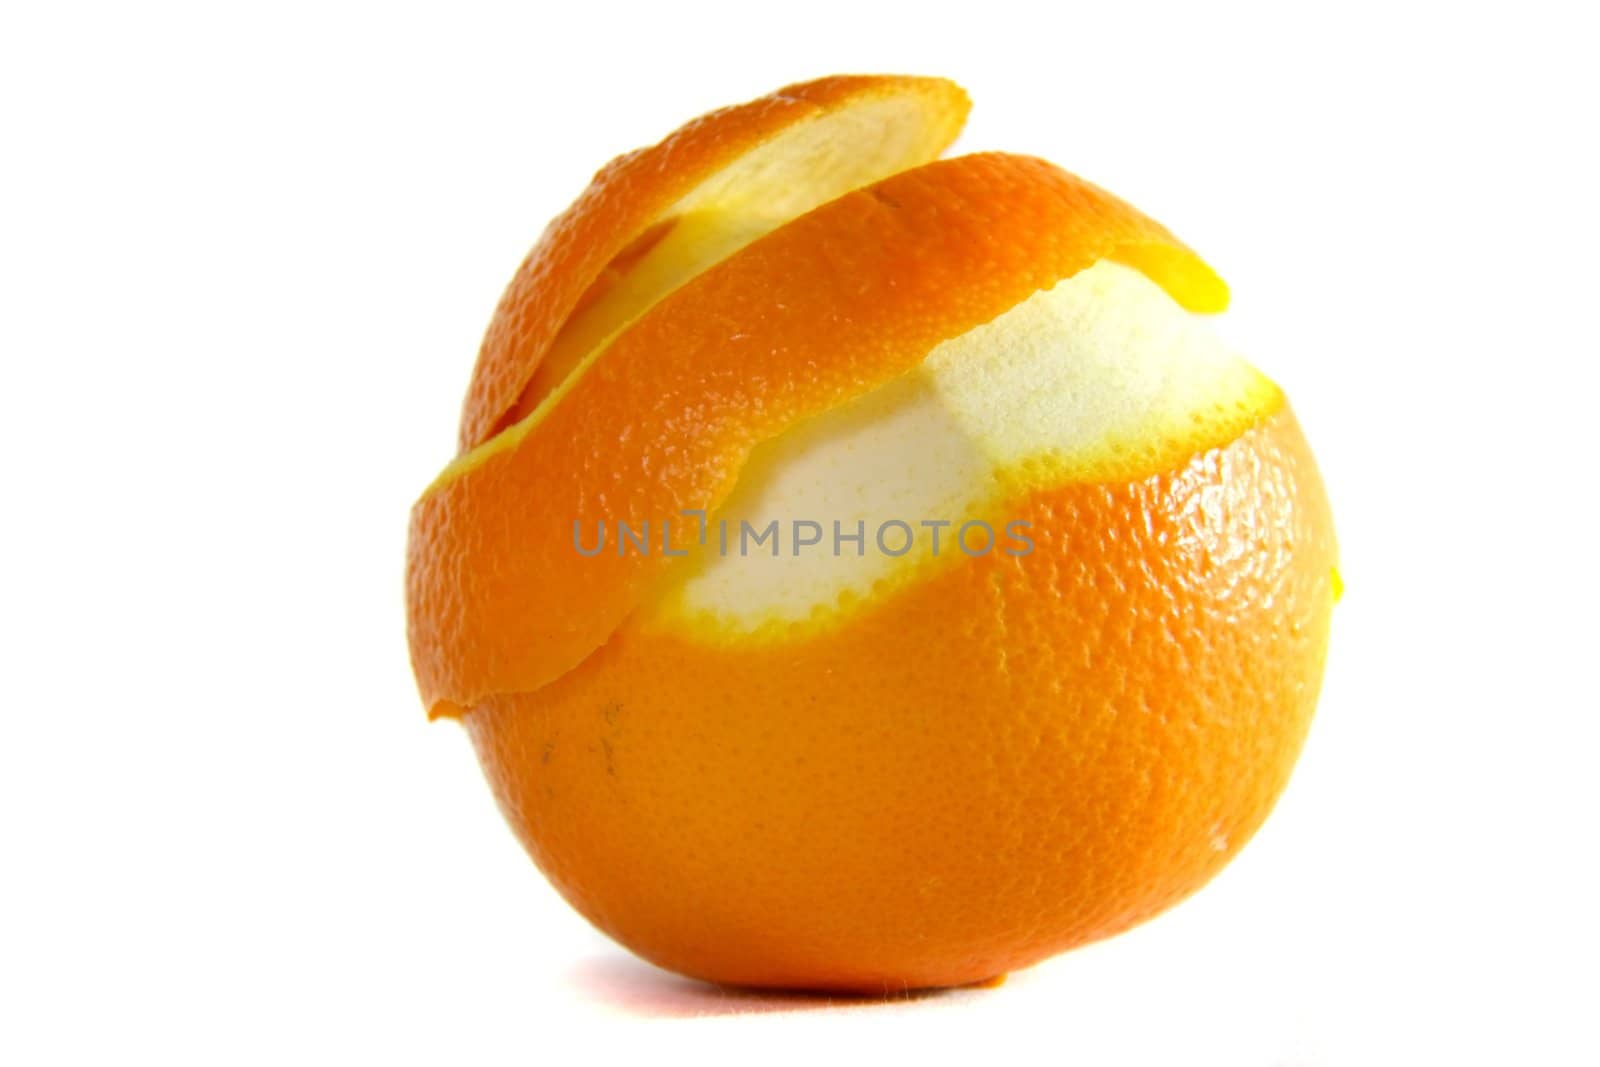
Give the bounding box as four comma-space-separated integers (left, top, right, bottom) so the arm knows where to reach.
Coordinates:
407, 75, 1338, 992
465, 403, 1336, 992
456, 74, 970, 452
407, 153, 1228, 716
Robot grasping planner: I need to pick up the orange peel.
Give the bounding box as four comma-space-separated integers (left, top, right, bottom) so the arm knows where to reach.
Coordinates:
457, 74, 971, 452
410, 152, 1229, 715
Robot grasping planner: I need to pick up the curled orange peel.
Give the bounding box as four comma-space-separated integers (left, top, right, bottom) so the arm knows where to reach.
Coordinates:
456, 74, 973, 453
408, 136, 1229, 718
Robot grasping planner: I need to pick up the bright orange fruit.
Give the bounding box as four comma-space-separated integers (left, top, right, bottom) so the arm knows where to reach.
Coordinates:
407, 75, 1338, 992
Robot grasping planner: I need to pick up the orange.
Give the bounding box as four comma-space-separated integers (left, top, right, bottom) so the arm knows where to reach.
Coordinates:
406, 75, 1338, 992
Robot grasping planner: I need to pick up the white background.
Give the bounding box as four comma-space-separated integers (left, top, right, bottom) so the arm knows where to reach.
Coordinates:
3, 1, 1596, 1063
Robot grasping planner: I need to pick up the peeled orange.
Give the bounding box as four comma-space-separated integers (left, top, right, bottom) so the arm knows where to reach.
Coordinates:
406, 74, 1338, 992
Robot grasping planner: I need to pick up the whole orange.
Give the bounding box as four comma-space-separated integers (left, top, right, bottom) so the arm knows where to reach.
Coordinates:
406, 75, 1337, 992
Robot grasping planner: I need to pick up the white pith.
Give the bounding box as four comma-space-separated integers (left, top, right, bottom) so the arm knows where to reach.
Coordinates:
644, 259, 1274, 634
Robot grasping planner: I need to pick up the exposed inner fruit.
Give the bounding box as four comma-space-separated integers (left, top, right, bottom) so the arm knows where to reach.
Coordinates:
644, 260, 1279, 636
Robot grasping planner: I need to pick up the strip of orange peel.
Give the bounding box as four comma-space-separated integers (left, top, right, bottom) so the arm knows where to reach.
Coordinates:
457, 75, 972, 452
407, 151, 1228, 718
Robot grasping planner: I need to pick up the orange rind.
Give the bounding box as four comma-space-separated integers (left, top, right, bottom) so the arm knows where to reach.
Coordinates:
458, 75, 971, 452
